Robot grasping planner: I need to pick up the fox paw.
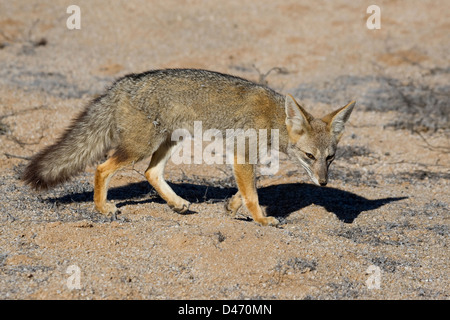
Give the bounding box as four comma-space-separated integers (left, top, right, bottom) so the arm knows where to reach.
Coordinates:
224, 200, 237, 217
168, 199, 191, 214
96, 202, 118, 215
257, 216, 279, 227
224, 196, 242, 217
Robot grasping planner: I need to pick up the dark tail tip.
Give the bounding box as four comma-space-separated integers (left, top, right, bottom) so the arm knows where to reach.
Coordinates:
22, 159, 50, 190
21, 151, 66, 190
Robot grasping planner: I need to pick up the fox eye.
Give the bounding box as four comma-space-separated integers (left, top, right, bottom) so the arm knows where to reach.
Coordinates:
305, 152, 315, 160
326, 154, 335, 161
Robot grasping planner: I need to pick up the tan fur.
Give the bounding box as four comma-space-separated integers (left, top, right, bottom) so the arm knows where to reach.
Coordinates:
233, 156, 278, 226
23, 69, 355, 226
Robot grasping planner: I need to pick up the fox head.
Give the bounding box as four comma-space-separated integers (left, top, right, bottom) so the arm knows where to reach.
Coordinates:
284, 94, 356, 187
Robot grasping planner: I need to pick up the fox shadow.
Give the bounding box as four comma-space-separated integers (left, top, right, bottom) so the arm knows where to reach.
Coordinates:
47, 181, 406, 223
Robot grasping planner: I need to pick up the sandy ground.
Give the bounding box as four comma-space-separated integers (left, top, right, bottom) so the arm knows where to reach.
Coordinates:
0, 0, 449, 300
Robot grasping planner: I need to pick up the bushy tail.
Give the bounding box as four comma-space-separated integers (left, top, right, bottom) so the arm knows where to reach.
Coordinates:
23, 95, 118, 190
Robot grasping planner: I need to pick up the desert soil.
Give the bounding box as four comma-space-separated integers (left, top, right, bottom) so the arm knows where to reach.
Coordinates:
0, 0, 448, 300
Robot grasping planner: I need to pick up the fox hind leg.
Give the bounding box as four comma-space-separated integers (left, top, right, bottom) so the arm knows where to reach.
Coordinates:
145, 140, 191, 213
94, 154, 134, 215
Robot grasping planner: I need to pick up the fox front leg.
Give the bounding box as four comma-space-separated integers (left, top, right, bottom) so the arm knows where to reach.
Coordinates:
233, 162, 279, 227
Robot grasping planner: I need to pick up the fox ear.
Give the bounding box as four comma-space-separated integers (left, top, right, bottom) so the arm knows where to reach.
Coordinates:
285, 94, 313, 135
323, 101, 356, 141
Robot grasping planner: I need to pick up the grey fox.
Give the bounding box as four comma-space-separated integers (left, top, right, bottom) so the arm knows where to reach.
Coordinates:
23, 69, 355, 226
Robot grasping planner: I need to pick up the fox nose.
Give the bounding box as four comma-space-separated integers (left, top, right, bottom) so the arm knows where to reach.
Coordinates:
319, 180, 327, 186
